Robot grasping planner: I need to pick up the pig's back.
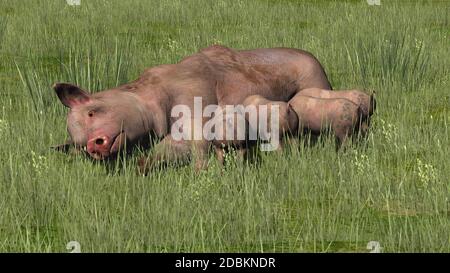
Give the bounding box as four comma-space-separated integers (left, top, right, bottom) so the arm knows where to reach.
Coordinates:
289, 95, 328, 131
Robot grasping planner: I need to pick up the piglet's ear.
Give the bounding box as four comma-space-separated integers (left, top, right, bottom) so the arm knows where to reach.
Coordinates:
53, 83, 91, 108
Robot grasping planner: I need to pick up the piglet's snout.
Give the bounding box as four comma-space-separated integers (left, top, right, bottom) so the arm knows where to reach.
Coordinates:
87, 136, 111, 159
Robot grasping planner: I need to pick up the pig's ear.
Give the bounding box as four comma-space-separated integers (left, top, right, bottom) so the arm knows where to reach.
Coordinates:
53, 83, 91, 108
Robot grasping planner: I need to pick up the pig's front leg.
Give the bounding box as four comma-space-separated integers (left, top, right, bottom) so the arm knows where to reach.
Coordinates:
137, 134, 210, 175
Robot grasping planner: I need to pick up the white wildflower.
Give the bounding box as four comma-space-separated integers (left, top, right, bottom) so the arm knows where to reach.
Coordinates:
167, 38, 180, 51
414, 38, 424, 50
31, 151, 49, 176
415, 158, 437, 189
353, 150, 370, 175
378, 118, 398, 145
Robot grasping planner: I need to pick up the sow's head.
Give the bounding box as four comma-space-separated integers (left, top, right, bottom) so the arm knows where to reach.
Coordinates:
53, 83, 160, 160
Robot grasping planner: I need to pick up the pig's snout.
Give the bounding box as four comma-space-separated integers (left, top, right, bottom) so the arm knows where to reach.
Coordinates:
87, 136, 111, 159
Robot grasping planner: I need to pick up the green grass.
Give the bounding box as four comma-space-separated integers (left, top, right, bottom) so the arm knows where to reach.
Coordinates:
0, 0, 449, 252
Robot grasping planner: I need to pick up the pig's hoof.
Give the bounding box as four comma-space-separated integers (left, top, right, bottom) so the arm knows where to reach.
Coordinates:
194, 160, 209, 173
137, 157, 150, 176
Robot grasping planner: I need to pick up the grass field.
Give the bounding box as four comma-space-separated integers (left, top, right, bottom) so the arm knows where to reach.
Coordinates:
0, 0, 448, 252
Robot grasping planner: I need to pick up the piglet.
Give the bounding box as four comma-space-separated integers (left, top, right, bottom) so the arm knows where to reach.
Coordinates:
298, 88, 375, 134
288, 94, 363, 147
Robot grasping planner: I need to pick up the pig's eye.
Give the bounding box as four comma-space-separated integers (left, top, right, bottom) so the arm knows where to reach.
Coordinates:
88, 110, 94, 117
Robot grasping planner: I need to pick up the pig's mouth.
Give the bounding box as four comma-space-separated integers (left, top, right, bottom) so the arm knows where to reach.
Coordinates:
109, 131, 127, 155
88, 131, 127, 160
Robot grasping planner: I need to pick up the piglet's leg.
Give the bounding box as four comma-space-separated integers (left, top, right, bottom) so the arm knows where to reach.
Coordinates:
359, 122, 369, 138
214, 146, 225, 166
333, 122, 350, 150
137, 135, 210, 176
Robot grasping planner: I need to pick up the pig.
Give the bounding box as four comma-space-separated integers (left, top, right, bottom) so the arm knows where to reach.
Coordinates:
242, 95, 298, 140
52, 45, 332, 173
288, 94, 363, 147
137, 117, 211, 173
298, 87, 376, 134
209, 106, 251, 165
210, 95, 298, 164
